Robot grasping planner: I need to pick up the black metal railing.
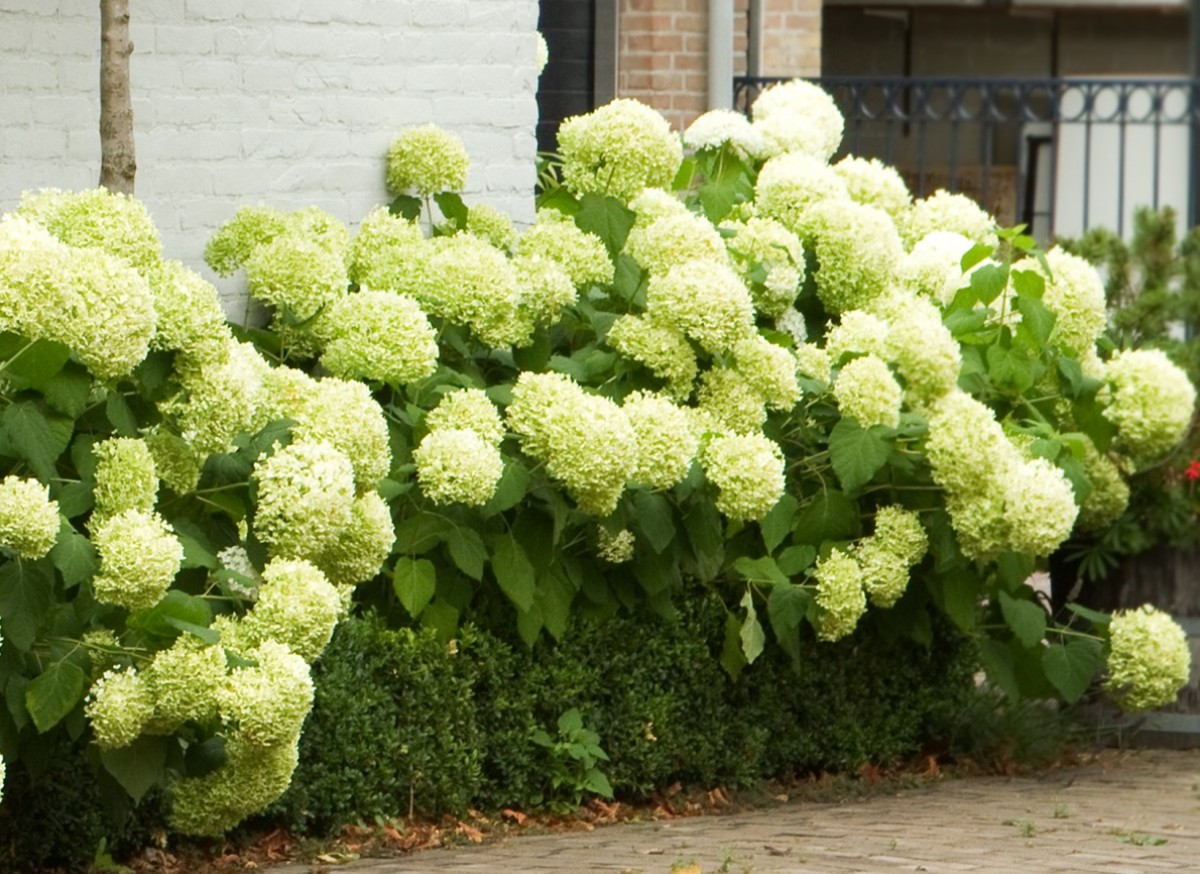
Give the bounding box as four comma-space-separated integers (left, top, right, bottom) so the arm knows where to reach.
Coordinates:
734, 76, 1200, 241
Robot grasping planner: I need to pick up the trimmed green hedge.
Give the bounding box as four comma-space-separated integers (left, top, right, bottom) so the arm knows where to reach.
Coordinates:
271, 591, 975, 833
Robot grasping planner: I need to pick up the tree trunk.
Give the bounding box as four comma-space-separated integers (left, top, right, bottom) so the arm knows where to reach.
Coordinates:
99, 0, 136, 195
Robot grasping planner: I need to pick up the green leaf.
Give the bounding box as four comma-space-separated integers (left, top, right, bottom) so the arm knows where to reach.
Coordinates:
631, 490, 676, 554
434, 192, 469, 228
1042, 639, 1104, 704
610, 254, 644, 304
776, 544, 816, 576
100, 736, 168, 802
165, 617, 222, 645
633, 542, 680, 595
978, 638, 1020, 701
183, 735, 227, 779
792, 489, 858, 546
127, 591, 213, 641
1057, 357, 1085, 397
683, 500, 724, 582
759, 493, 798, 553
537, 567, 575, 641
393, 556, 436, 619
2, 401, 73, 480
986, 335, 1038, 393
482, 462, 529, 517
389, 194, 422, 221
719, 612, 747, 679
1014, 292, 1056, 348
928, 566, 981, 632
392, 513, 449, 554
732, 555, 789, 587
50, 520, 98, 589
995, 551, 1036, 592
516, 601, 543, 647
0, 335, 71, 388
40, 367, 92, 418
574, 193, 635, 259
0, 560, 54, 651
767, 583, 812, 645
1072, 392, 1117, 453
943, 306, 990, 341
739, 590, 765, 665
535, 186, 580, 216
699, 180, 739, 225
447, 526, 487, 580
170, 520, 219, 571
828, 419, 894, 493
960, 243, 993, 272
105, 392, 139, 437
1065, 602, 1112, 627
25, 660, 85, 732
969, 262, 1008, 305
998, 591, 1048, 648
419, 599, 460, 642
490, 537, 535, 612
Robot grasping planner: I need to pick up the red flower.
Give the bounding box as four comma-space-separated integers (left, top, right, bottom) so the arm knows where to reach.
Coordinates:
1186, 460, 1200, 481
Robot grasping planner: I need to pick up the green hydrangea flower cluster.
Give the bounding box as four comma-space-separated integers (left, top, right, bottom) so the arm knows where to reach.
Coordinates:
1105, 605, 1192, 712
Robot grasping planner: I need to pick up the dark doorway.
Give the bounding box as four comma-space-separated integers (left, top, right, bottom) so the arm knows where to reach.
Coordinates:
537, 0, 596, 153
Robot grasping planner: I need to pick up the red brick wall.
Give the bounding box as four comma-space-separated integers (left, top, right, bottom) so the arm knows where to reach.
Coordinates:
616, 0, 816, 130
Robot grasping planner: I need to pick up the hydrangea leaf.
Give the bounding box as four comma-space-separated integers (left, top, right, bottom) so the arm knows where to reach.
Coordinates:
25, 659, 85, 733
997, 590, 1047, 649
481, 462, 529, 517
447, 526, 487, 581
100, 736, 168, 802
828, 419, 893, 493
631, 490, 675, 554
1, 401, 73, 481
393, 556, 436, 619
633, 544, 680, 595
392, 513, 450, 555
719, 611, 747, 680
732, 556, 789, 587
739, 590, 765, 665
1014, 291, 1056, 348
536, 566, 575, 641
767, 582, 812, 666
776, 544, 816, 576
127, 590, 213, 642
574, 194, 634, 259
969, 262, 1008, 305
1042, 638, 1104, 704
490, 537, 535, 612
433, 192, 469, 230
0, 335, 71, 389
986, 333, 1039, 393
516, 601, 543, 647
792, 488, 858, 546
978, 638, 1020, 701
759, 493, 798, 553
388, 194, 422, 222
49, 520, 98, 589
0, 560, 54, 651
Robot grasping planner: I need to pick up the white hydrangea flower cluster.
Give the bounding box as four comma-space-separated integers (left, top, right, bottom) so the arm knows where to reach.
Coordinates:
899, 231, 976, 306
346, 205, 425, 287
832, 354, 903, 429
0, 475, 60, 559
1104, 605, 1191, 712
813, 548, 866, 641
926, 392, 1078, 559
465, 203, 517, 250
624, 210, 728, 277
558, 98, 684, 202
622, 390, 699, 489
506, 371, 636, 515
750, 79, 844, 161
833, 156, 912, 221
646, 261, 755, 354
700, 432, 786, 520
515, 209, 614, 289
755, 152, 848, 234
854, 506, 928, 608
800, 200, 902, 314
1027, 248, 1107, 360
900, 190, 997, 249
90, 509, 184, 612
386, 124, 471, 195
697, 367, 767, 434
92, 437, 158, 521
1076, 438, 1130, 532
252, 440, 356, 560
607, 314, 698, 399
85, 666, 155, 749
683, 108, 765, 158
16, 187, 162, 271
1101, 348, 1196, 460
415, 389, 506, 508
721, 217, 807, 317
318, 290, 439, 386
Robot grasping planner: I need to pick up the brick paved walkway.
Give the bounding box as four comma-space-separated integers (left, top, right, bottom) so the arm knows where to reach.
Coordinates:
275, 749, 1200, 873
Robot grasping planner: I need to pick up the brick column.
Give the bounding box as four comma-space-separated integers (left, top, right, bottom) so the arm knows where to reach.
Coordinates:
759, 0, 821, 78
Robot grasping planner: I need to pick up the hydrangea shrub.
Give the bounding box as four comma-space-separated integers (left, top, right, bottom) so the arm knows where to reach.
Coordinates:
0, 79, 1195, 837
0, 191, 395, 832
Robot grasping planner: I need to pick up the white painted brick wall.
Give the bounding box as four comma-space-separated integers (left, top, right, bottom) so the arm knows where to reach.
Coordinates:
0, 0, 540, 314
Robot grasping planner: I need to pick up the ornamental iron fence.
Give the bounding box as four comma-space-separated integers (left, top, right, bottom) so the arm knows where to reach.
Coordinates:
734, 76, 1200, 243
